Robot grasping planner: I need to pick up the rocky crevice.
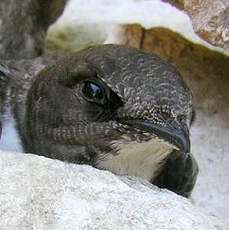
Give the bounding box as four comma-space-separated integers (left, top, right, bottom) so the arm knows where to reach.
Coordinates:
163, 0, 229, 50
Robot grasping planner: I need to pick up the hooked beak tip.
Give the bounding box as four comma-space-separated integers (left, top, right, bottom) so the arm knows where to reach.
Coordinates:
120, 120, 190, 153
175, 128, 190, 153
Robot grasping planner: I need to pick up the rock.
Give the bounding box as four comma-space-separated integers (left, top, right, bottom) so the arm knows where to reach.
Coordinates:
163, 0, 229, 50
163, 0, 184, 9
48, 0, 227, 55
0, 150, 226, 230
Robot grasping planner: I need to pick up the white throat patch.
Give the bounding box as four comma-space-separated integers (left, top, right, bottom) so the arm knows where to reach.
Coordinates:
98, 138, 174, 181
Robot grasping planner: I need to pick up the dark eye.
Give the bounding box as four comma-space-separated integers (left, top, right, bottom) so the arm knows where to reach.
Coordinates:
82, 81, 105, 103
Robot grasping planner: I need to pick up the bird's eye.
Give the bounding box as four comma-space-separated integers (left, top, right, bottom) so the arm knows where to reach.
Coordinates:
82, 81, 105, 103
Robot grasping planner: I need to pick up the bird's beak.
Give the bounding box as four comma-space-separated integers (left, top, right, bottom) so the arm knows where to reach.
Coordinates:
120, 120, 190, 153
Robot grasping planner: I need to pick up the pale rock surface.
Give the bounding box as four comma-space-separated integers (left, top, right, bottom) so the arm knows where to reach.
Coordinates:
47, 0, 227, 54
0, 150, 226, 230
163, 0, 229, 50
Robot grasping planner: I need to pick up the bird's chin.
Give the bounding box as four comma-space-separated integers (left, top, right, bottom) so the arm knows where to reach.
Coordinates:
109, 132, 178, 156
98, 136, 176, 181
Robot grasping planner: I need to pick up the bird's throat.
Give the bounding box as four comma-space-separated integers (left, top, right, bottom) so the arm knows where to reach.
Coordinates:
97, 138, 174, 181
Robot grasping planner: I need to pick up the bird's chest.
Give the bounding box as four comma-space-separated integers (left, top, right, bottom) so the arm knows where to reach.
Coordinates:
98, 139, 174, 181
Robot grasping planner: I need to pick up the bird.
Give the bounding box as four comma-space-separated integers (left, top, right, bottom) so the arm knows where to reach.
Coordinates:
0, 44, 198, 197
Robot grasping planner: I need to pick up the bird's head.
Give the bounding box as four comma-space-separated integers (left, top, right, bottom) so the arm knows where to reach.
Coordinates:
24, 45, 193, 172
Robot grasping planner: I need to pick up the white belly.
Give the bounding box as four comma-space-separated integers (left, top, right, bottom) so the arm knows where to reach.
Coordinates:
98, 139, 174, 181
0, 115, 23, 152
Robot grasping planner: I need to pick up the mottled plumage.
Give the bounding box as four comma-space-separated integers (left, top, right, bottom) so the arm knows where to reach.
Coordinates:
0, 45, 198, 197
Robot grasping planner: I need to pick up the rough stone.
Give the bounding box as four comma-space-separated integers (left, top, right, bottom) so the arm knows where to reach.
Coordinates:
0, 150, 226, 230
163, 0, 184, 9
163, 0, 229, 50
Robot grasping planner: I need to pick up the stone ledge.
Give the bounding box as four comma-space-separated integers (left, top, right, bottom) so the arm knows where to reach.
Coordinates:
0, 150, 226, 230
